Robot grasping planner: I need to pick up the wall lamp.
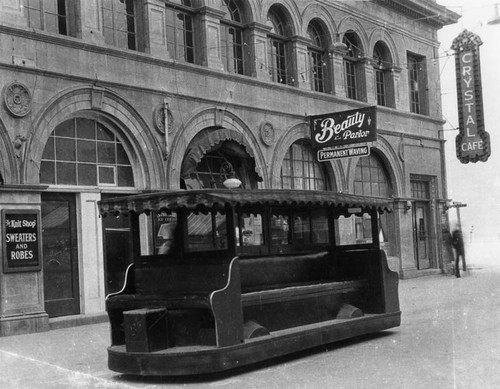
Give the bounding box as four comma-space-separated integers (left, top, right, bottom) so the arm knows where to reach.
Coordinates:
404, 200, 412, 213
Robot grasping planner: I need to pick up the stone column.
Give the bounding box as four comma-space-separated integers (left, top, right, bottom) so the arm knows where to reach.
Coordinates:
80, 0, 105, 45
0, 0, 26, 28
144, 0, 170, 60
331, 51, 347, 98
248, 22, 272, 81
198, 7, 225, 70
291, 36, 310, 90
365, 59, 377, 105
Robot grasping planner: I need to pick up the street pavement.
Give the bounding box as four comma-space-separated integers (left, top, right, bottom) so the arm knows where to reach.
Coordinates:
0, 240, 499, 389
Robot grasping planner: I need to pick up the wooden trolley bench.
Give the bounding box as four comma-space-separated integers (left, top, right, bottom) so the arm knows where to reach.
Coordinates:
100, 188, 400, 375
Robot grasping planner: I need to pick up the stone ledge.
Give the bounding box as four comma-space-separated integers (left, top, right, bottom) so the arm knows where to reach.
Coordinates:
49, 313, 108, 330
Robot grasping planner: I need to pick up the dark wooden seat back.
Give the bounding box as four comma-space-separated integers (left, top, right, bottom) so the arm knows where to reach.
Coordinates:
134, 258, 232, 296
239, 252, 334, 292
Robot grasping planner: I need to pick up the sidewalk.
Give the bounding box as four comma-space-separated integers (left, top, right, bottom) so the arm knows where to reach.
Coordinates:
0, 247, 498, 388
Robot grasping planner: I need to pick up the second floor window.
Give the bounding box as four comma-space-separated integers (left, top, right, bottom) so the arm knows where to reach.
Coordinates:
166, 1, 195, 63
267, 7, 291, 85
307, 21, 328, 93
221, 0, 246, 75
102, 0, 136, 50
408, 53, 427, 114
24, 0, 68, 35
373, 42, 394, 107
343, 31, 363, 101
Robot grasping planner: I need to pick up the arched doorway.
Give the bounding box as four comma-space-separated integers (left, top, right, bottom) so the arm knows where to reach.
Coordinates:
39, 117, 136, 316
353, 152, 395, 255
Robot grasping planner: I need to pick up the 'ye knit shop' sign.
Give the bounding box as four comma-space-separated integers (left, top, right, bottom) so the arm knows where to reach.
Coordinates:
452, 30, 491, 163
2, 210, 41, 272
310, 107, 376, 161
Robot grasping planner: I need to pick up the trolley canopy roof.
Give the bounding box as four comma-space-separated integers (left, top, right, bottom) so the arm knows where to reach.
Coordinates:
99, 189, 393, 217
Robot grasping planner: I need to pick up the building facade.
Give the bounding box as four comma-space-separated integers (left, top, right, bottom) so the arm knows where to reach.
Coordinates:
0, 0, 458, 335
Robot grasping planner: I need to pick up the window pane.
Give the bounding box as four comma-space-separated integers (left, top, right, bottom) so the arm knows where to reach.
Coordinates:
311, 210, 329, 244
98, 142, 116, 164
98, 166, 115, 184
271, 212, 290, 245
77, 140, 96, 163
76, 118, 95, 139
186, 212, 226, 251
55, 138, 76, 161
335, 213, 372, 246
57, 162, 77, 185
55, 119, 75, 138
78, 164, 97, 186
97, 125, 114, 141
116, 143, 130, 164
293, 212, 310, 245
117, 166, 134, 187
154, 212, 178, 255
42, 137, 55, 160
40, 161, 55, 184
238, 212, 264, 247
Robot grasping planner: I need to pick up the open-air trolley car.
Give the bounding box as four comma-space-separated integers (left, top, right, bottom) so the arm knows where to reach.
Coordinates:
99, 189, 400, 376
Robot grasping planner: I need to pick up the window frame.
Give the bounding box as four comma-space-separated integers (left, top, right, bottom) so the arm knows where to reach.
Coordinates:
165, 1, 196, 63
407, 52, 428, 115
102, 0, 138, 51
280, 141, 328, 191
40, 118, 135, 188
267, 7, 292, 85
24, 0, 77, 36
307, 21, 329, 93
220, 0, 247, 75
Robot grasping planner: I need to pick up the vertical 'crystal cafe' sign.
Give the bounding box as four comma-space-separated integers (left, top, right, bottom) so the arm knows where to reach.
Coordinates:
451, 30, 491, 163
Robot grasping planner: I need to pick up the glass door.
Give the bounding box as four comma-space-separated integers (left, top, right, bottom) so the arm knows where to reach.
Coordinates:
41, 193, 80, 317
412, 201, 431, 269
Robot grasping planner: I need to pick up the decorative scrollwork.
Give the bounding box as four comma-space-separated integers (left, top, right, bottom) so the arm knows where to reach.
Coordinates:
4, 82, 32, 118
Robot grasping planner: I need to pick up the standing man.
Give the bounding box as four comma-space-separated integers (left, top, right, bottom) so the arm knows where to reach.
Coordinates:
451, 229, 466, 278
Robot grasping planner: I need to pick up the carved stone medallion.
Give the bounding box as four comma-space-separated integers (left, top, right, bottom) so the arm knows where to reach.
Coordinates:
4, 82, 32, 117
154, 104, 174, 134
259, 121, 275, 146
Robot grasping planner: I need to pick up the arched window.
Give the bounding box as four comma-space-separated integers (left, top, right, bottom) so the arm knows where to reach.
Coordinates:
40, 118, 134, 187
373, 42, 394, 107
342, 31, 364, 100
307, 20, 329, 93
165, 0, 195, 63
280, 141, 328, 190
220, 0, 247, 75
102, 0, 137, 50
267, 6, 292, 85
354, 153, 391, 197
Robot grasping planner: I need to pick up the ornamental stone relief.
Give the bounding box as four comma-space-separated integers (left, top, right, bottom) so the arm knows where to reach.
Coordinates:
259, 121, 275, 146
154, 104, 174, 134
4, 82, 32, 117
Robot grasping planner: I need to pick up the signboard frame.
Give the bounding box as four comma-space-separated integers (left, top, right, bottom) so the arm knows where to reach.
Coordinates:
452, 30, 491, 163
310, 106, 377, 150
2, 209, 42, 273
317, 145, 370, 162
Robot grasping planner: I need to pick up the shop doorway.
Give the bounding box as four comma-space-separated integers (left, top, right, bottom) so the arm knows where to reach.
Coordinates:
412, 201, 431, 269
41, 193, 80, 317
101, 194, 135, 295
